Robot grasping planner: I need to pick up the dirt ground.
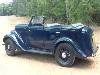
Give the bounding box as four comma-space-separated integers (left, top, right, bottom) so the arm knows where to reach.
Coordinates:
0, 16, 100, 75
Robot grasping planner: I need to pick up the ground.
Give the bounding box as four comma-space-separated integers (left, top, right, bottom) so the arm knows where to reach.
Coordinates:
0, 16, 100, 75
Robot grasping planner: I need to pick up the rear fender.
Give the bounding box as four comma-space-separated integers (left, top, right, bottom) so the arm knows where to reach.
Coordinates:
55, 37, 87, 58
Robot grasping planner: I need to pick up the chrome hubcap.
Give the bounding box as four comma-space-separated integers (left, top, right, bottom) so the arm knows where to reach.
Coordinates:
8, 45, 10, 50
61, 52, 67, 58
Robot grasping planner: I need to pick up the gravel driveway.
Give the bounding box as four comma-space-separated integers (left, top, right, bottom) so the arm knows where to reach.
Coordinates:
0, 16, 100, 75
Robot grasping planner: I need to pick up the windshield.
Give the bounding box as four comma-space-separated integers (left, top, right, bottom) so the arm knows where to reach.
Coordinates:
29, 16, 64, 27
31, 16, 44, 25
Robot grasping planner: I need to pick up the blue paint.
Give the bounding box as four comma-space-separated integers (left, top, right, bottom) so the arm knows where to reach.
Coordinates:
3, 18, 98, 58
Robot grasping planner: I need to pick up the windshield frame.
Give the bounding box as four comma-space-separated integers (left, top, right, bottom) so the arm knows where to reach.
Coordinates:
28, 16, 45, 26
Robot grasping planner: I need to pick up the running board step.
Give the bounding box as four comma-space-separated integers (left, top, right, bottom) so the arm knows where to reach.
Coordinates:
24, 49, 53, 55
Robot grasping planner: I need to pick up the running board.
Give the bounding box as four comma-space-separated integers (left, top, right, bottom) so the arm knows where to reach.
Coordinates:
24, 49, 53, 55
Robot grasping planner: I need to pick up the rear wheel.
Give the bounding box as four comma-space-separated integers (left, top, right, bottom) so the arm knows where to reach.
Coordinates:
55, 43, 75, 67
5, 39, 16, 56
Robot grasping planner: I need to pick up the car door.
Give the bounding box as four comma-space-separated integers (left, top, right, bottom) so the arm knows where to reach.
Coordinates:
43, 26, 61, 51
28, 24, 45, 49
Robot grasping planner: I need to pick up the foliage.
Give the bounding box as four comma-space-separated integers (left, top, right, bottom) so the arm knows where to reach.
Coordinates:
65, 0, 100, 24
0, 3, 13, 16
0, 0, 100, 25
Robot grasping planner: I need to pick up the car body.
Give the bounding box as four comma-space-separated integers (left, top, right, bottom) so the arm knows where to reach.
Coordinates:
3, 16, 98, 67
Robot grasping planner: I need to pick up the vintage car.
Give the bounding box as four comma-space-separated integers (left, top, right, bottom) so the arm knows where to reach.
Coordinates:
3, 16, 98, 67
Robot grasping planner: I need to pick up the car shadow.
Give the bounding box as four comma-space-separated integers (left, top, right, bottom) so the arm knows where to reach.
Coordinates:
16, 52, 94, 68
73, 58, 94, 69
17, 52, 56, 64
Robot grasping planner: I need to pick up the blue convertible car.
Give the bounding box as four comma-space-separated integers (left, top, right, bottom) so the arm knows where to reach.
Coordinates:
3, 16, 98, 67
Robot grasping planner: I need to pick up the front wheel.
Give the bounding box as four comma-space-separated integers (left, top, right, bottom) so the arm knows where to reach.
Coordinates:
55, 43, 75, 67
5, 39, 16, 56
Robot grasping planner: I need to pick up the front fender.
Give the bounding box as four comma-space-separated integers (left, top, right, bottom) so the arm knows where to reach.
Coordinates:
55, 37, 87, 58
3, 30, 27, 50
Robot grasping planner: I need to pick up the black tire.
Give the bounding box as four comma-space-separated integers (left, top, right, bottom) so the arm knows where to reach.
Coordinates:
55, 43, 75, 67
5, 39, 16, 56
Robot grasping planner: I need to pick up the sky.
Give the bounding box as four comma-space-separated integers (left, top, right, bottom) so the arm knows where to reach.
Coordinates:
0, 0, 13, 4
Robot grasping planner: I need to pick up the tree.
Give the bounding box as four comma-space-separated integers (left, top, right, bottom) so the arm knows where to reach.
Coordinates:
0, 0, 99, 24
0, 3, 13, 16
65, 0, 100, 24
